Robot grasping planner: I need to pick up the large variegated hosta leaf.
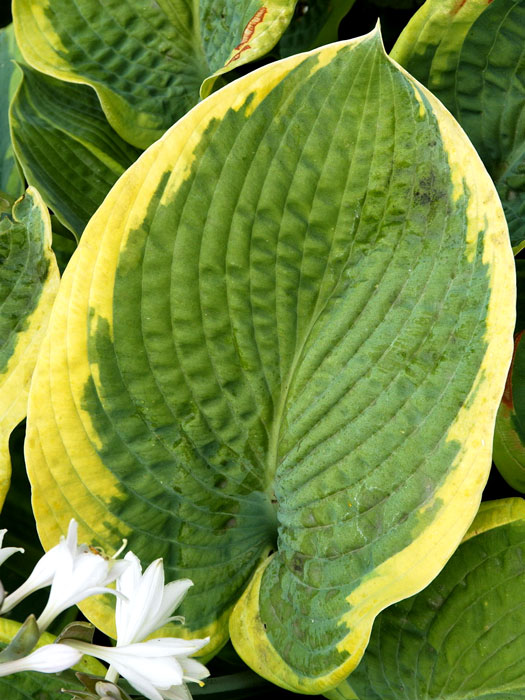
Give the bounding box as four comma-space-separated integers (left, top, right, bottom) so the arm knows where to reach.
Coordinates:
10, 63, 141, 240
0, 25, 23, 197
278, 0, 357, 57
13, 0, 296, 150
391, 0, 525, 253
327, 498, 525, 700
25, 29, 514, 694
0, 188, 59, 509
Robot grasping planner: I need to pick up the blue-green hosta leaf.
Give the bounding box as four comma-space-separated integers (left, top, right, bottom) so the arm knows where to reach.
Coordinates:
327, 498, 525, 700
392, 0, 525, 253
10, 64, 141, 240
13, 0, 296, 149
278, 0, 357, 57
0, 25, 23, 197
0, 188, 59, 510
25, 30, 514, 694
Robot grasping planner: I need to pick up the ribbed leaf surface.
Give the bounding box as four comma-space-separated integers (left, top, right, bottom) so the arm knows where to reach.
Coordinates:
10, 64, 141, 239
392, 0, 525, 252
328, 498, 525, 699
0, 188, 59, 509
25, 31, 514, 693
0, 25, 23, 197
13, 0, 296, 149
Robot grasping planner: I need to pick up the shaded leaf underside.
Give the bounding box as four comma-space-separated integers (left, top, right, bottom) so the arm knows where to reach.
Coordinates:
10, 63, 141, 239
13, 0, 296, 149
25, 32, 514, 693
0, 25, 23, 197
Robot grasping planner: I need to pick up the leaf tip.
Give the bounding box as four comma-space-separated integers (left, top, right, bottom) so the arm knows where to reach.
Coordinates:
365, 19, 387, 57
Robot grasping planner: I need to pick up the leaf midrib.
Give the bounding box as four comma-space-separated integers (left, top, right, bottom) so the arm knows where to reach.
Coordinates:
265, 41, 379, 496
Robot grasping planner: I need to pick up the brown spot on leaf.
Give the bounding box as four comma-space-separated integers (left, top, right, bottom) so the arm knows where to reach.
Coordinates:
227, 44, 252, 65
226, 7, 267, 65
451, 0, 467, 14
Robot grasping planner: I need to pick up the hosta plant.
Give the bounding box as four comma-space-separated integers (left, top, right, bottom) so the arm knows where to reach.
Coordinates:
0, 0, 524, 698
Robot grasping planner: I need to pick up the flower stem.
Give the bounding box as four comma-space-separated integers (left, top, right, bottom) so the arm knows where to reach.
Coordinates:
105, 664, 119, 684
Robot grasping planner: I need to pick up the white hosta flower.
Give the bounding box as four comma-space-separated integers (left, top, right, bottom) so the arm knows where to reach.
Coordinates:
1, 520, 128, 627
0, 643, 81, 676
1, 521, 78, 614
115, 552, 192, 645
36, 522, 128, 631
66, 638, 209, 700
0, 530, 23, 569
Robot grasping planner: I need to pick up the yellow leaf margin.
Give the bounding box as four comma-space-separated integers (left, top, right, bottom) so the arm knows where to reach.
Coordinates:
0, 188, 59, 509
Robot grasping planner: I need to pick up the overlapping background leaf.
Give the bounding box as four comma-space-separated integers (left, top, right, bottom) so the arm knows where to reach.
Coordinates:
0, 24, 22, 198
493, 261, 525, 493
328, 499, 525, 699
0, 188, 58, 509
13, 0, 297, 149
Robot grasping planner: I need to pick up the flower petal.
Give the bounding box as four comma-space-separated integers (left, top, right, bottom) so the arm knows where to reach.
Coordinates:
106, 558, 129, 584
111, 663, 164, 700
118, 638, 210, 657
0, 546, 24, 568
0, 644, 81, 676
113, 550, 193, 645
142, 579, 193, 639
115, 553, 142, 642
117, 552, 142, 600
1, 545, 63, 613
160, 685, 192, 700
118, 559, 165, 644
0, 529, 24, 568
65, 519, 78, 551
179, 657, 210, 683
37, 585, 122, 631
